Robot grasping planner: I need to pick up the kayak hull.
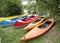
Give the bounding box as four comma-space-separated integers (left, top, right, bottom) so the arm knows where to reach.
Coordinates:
24, 17, 46, 32
0, 16, 27, 26
14, 15, 38, 28
20, 18, 54, 41
0, 14, 28, 22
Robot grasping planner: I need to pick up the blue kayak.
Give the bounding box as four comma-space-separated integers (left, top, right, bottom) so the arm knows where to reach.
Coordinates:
0, 16, 27, 26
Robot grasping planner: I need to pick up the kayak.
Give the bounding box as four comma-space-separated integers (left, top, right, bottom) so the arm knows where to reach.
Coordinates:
0, 14, 28, 22
24, 17, 46, 32
14, 15, 38, 28
20, 18, 54, 41
0, 20, 15, 26
0, 18, 5, 22
0, 16, 27, 26
5, 14, 28, 19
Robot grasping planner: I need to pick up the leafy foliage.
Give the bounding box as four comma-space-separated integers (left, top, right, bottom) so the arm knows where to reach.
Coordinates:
5, 2, 22, 16
22, 0, 36, 11
36, 0, 60, 19
0, 0, 22, 17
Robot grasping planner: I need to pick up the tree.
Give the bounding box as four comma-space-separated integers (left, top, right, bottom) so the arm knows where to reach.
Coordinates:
22, 0, 36, 11
5, 2, 22, 16
36, 0, 59, 19
0, 0, 22, 17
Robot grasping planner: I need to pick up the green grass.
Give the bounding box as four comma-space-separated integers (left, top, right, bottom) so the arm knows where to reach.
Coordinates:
0, 20, 60, 43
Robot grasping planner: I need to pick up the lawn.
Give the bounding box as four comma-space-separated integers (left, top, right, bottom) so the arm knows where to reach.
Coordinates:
0, 19, 60, 43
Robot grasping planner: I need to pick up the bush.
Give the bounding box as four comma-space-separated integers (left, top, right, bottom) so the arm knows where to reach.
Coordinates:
5, 2, 22, 16
0, 0, 22, 17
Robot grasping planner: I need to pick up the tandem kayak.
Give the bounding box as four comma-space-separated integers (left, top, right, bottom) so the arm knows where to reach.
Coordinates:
20, 18, 54, 41
14, 15, 38, 28
0, 16, 27, 26
24, 17, 46, 32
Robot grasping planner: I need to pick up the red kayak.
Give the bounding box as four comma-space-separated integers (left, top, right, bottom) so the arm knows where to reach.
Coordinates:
14, 15, 38, 28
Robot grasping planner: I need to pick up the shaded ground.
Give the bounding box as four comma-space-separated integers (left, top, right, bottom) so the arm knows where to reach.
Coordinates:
0, 19, 60, 43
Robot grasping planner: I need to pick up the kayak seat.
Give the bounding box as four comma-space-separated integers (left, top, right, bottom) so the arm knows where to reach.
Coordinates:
22, 18, 27, 21
38, 21, 52, 28
29, 16, 35, 18
25, 18, 32, 21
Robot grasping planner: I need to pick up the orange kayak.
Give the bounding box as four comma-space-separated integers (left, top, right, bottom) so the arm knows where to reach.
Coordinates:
24, 17, 46, 32
20, 18, 55, 41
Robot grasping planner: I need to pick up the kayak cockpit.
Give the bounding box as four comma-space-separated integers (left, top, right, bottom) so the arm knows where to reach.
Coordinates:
38, 21, 52, 28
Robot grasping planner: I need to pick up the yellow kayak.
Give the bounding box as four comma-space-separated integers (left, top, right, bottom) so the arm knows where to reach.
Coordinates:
0, 14, 28, 22
5, 14, 28, 19
24, 17, 46, 32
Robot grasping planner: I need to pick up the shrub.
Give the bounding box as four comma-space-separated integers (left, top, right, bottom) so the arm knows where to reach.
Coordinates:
5, 2, 22, 16
0, 0, 22, 17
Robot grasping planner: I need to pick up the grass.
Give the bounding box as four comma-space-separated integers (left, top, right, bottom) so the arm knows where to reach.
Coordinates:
0, 19, 60, 43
